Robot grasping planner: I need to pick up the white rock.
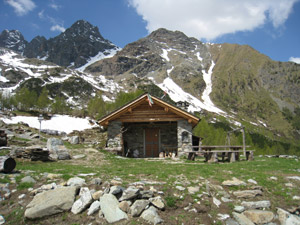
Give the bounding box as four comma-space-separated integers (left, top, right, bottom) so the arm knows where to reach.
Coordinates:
217, 213, 230, 220
277, 207, 300, 225
67, 177, 86, 187
100, 194, 128, 223
270, 176, 278, 181
222, 177, 246, 186
241, 200, 271, 209
149, 196, 165, 210
71, 187, 93, 214
247, 179, 257, 185
18, 194, 25, 199
292, 196, 300, 200
87, 200, 100, 216
175, 186, 185, 191
287, 176, 300, 181
140, 206, 163, 224
213, 197, 221, 208
0, 215, 5, 225
188, 186, 200, 194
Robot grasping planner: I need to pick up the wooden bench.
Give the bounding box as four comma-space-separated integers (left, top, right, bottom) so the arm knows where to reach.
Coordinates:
185, 145, 254, 162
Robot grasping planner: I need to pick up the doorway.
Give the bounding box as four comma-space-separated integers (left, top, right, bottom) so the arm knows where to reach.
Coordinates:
145, 128, 160, 157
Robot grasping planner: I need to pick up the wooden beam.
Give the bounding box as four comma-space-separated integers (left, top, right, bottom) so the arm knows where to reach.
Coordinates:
128, 108, 132, 113
164, 107, 169, 112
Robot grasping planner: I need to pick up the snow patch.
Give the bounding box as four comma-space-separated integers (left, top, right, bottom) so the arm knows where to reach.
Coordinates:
161, 49, 170, 62
77, 47, 120, 72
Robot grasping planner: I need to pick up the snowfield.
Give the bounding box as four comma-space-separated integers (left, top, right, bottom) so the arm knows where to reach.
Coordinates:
2, 115, 97, 134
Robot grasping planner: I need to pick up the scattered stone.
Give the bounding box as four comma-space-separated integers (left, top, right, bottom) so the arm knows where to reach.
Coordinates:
21, 176, 36, 184
293, 196, 300, 200
77, 173, 96, 177
140, 206, 163, 224
244, 210, 274, 224
92, 190, 103, 200
221, 197, 233, 203
213, 197, 221, 208
25, 186, 77, 219
241, 200, 271, 209
130, 199, 149, 217
225, 218, 239, 225
277, 207, 300, 225
247, 179, 257, 185
234, 206, 245, 213
87, 200, 100, 216
270, 176, 278, 181
188, 186, 199, 194
222, 177, 246, 186
111, 178, 123, 186
232, 212, 255, 225
285, 183, 294, 187
140, 190, 154, 199
73, 154, 86, 159
67, 177, 86, 187
91, 178, 102, 185
99, 194, 128, 223
47, 138, 70, 160
119, 201, 130, 213
109, 186, 124, 196
233, 190, 263, 198
149, 196, 165, 210
18, 194, 25, 199
119, 187, 140, 201
71, 187, 93, 214
217, 213, 230, 220
46, 173, 61, 179
69, 136, 79, 145
0, 215, 5, 225
175, 186, 185, 191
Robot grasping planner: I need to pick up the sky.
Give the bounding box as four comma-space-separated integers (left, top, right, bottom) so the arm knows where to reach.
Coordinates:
0, 0, 299, 63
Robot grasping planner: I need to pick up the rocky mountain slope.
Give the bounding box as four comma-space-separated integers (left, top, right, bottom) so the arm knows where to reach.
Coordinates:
0, 21, 300, 148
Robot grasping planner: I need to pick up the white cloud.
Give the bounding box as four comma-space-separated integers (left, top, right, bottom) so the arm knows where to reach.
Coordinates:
289, 57, 300, 64
5, 0, 36, 16
128, 0, 299, 40
49, 1, 61, 11
50, 24, 65, 33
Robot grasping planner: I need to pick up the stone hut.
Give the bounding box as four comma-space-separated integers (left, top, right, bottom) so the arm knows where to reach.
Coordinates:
98, 93, 200, 158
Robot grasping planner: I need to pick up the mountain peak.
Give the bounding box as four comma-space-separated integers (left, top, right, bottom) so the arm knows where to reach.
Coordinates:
0, 29, 27, 53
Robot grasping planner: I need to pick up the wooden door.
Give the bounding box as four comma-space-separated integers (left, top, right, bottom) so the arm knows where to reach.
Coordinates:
145, 128, 159, 157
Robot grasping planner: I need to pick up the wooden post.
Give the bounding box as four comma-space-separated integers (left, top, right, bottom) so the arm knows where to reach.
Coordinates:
0, 156, 16, 173
229, 152, 236, 163
242, 127, 246, 157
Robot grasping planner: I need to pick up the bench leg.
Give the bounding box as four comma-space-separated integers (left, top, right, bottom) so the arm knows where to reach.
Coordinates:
208, 152, 218, 163
229, 152, 236, 162
246, 151, 254, 161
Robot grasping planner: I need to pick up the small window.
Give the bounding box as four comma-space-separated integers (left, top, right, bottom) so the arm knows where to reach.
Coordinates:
182, 131, 189, 143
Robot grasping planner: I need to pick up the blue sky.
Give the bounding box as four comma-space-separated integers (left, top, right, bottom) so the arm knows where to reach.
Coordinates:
0, 0, 299, 63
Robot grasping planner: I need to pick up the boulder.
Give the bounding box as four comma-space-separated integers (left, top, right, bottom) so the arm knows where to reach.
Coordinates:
243, 210, 274, 224
149, 196, 165, 210
25, 186, 77, 219
47, 138, 70, 160
99, 194, 128, 223
140, 190, 154, 199
233, 190, 262, 198
69, 136, 79, 144
119, 187, 139, 201
232, 212, 255, 225
92, 190, 103, 200
21, 176, 36, 184
140, 206, 163, 224
87, 200, 100, 216
241, 200, 271, 209
67, 177, 86, 187
71, 187, 93, 214
277, 207, 300, 225
109, 186, 124, 196
188, 186, 200, 194
130, 199, 149, 217
119, 201, 130, 213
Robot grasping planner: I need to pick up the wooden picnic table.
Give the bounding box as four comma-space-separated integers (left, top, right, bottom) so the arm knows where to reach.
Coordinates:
185, 145, 254, 162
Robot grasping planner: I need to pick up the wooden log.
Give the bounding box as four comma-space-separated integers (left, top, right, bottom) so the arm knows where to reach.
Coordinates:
0, 156, 16, 173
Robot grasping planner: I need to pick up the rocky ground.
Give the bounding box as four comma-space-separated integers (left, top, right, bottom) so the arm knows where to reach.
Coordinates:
0, 120, 300, 225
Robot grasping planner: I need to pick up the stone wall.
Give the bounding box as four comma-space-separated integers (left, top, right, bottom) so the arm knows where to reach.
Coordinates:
177, 120, 193, 155
123, 122, 177, 158
107, 121, 122, 149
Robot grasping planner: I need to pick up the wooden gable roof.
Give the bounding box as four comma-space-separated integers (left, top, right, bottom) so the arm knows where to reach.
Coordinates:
98, 93, 200, 127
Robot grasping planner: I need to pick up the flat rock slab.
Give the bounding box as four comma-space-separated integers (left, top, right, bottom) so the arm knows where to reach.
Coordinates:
241, 200, 271, 209
100, 194, 128, 223
222, 177, 246, 186
243, 210, 274, 224
233, 190, 262, 198
130, 199, 149, 217
71, 187, 93, 214
25, 186, 77, 219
